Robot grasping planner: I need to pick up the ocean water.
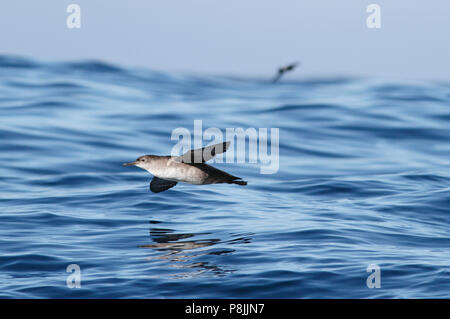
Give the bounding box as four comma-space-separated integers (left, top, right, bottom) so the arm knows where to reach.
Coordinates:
1, 55, 450, 298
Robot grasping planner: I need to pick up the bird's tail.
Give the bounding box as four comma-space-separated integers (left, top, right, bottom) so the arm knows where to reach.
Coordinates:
229, 179, 247, 186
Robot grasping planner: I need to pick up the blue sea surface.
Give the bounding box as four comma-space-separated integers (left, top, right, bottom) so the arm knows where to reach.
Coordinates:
0, 55, 450, 298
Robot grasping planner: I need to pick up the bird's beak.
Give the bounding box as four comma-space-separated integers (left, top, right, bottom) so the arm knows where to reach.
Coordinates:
122, 161, 136, 167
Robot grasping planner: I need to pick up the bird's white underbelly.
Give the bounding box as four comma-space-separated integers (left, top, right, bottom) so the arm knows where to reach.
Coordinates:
149, 165, 205, 184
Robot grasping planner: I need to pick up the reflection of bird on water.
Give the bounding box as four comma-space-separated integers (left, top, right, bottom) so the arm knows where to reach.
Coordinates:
144, 227, 217, 249
141, 233, 218, 251
140, 226, 236, 277
139, 225, 254, 277
272, 62, 300, 83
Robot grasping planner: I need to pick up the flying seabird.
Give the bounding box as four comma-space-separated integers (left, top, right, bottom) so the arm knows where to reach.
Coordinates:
272, 62, 299, 83
123, 142, 247, 193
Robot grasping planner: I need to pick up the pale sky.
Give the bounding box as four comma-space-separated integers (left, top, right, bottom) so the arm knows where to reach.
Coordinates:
1, 0, 449, 80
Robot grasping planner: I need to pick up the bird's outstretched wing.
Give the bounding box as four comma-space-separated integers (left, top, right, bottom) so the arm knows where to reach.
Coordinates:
150, 177, 177, 193
272, 72, 283, 83
176, 141, 230, 164
285, 62, 299, 71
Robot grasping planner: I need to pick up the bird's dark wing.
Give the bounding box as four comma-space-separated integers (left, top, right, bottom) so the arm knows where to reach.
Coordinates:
150, 177, 177, 193
272, 72, 283, 83
285, 62, 299, 71
176, 141, 230, 163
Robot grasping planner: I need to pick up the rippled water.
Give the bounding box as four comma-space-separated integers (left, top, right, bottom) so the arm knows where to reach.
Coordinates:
1, 55, 450, 298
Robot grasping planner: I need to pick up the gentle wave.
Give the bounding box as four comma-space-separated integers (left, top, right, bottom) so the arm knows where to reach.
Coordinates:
1, 55, 450, 298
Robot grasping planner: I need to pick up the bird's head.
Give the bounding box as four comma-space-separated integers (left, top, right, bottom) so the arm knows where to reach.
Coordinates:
123, 155, 155, 170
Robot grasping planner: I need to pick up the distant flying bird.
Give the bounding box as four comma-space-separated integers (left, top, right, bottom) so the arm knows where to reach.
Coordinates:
123, 142, 247, 193
272, 62, 299, 83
